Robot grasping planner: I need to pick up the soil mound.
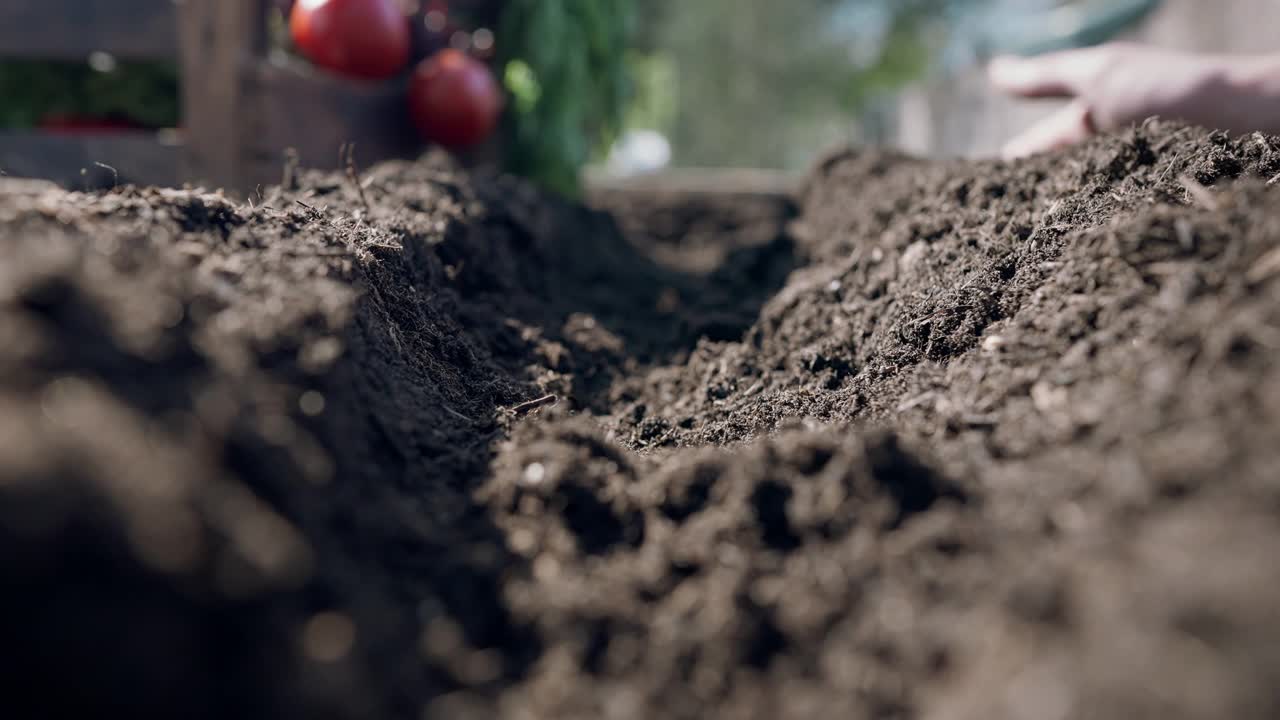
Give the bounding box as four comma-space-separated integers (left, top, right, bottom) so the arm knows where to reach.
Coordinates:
2, 123, 1279, 719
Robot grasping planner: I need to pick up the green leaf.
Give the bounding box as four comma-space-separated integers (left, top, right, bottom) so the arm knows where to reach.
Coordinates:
497, 0, 636, 195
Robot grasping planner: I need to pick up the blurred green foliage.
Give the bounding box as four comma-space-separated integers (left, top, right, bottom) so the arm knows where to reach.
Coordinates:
623, 52, 677, 133
496, 0, 635, 195
0, 60, 179, 129
630, 0, 945, 170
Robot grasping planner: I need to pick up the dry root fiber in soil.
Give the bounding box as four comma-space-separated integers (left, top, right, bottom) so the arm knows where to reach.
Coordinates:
2, 122, 1280, 720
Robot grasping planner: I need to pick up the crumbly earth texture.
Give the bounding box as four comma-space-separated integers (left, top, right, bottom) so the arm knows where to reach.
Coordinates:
2, 122, 1279, 720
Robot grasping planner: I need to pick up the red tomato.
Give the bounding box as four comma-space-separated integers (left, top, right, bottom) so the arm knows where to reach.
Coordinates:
407, 49, 503, 149
290, 0, 410, 80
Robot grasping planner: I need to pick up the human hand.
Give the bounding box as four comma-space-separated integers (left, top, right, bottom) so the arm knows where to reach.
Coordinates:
989, 43, 1280, 158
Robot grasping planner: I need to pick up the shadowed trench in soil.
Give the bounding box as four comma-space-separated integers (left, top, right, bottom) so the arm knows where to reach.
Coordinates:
2, 123, 1280, 720
0, 156, 801, 718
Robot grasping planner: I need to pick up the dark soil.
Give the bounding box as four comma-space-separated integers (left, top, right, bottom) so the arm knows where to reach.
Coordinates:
3, 122, 1280, 720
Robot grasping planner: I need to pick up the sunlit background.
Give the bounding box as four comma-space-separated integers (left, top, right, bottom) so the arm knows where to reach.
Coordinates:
602, 0, 1280, 176
3, 0, 1279, 191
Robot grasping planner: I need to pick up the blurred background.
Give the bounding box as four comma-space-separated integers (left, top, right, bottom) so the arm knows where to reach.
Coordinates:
2, 0, 1279, 192
609, 0, 1280, 175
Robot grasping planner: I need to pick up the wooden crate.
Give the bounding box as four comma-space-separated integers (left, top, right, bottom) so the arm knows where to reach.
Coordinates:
0, 0, 186, 188
0, 0, 493, 193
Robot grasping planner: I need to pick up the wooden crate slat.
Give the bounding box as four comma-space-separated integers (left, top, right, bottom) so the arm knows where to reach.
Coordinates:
178, 0, 269, 191
0, 0, 179, 60
0, 132, 182, 188
243, 60, 424, 189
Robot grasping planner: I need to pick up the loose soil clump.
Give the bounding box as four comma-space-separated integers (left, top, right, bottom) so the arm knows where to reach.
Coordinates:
2, 122, 1280, 720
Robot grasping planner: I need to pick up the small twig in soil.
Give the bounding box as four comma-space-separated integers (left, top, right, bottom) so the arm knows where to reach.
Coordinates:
294, 199, 329, 216
282, 148, 300, 191
93, 162, 119, 189
277, 246, 350, 257
1179, 176, 1220, 211
343, 143, 371, 211
1267, 172, 1280, 187
1154, 153, 1181, 185
1151, 126, 1192, 154
510, 394, 558, 416
442, 404, 473, 423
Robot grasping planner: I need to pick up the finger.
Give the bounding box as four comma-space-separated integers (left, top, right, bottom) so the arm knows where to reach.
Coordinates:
988, 47, 1116, 99
1002, 100, 1096, 160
